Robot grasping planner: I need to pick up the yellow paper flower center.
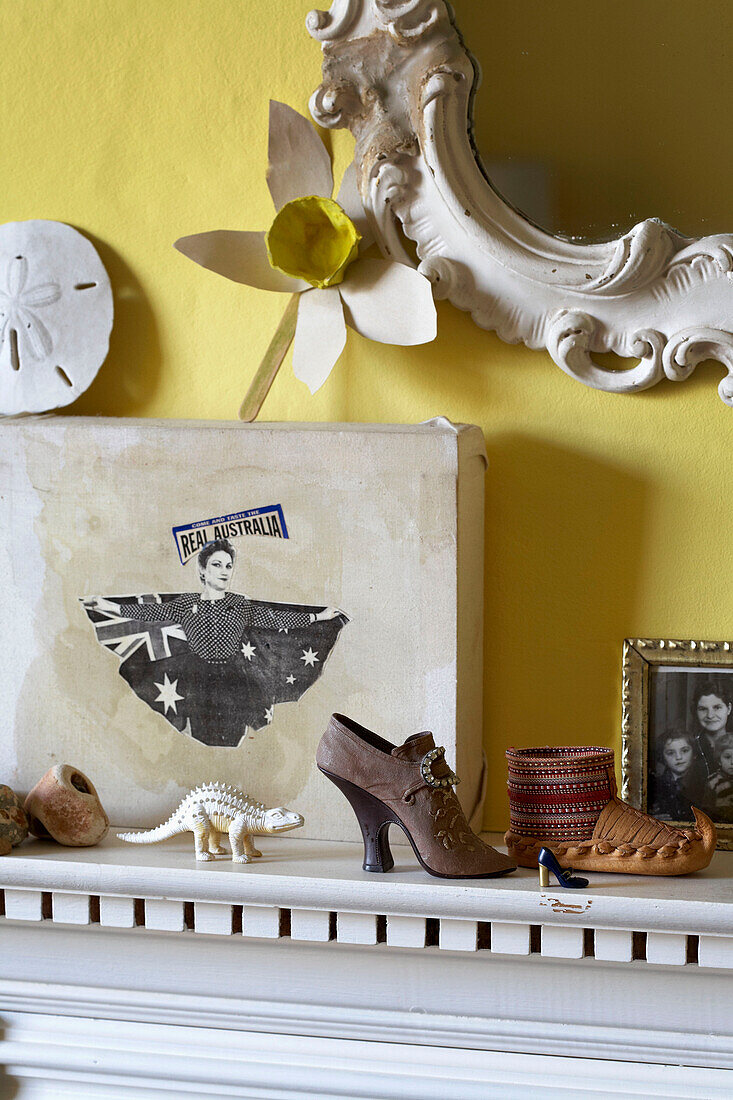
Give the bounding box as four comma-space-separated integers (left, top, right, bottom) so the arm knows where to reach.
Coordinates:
266, 196, 361, 289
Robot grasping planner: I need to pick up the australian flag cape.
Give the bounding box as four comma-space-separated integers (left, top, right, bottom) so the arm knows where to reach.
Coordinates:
82, 591, 349, 747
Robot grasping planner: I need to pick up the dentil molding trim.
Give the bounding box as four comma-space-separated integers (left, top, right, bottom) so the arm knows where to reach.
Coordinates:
308, 0, 733, 405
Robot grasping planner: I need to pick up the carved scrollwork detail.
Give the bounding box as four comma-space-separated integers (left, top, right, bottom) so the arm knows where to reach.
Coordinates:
306, 0, 361, 41
371, 158, 412, 205
367, 158, 418, 266
420, 66, 469, 111
546, 310, 665, 393
559, 220, 680, 296
309, 81, 362, 130
416, 256, 463, 301
375, 0, 446, 42
666, 238, 733, 283
663, 328, 733, 406
308, 0, 733, 405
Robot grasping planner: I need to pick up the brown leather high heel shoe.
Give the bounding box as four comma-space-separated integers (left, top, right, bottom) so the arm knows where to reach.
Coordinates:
317, 713, 516, 878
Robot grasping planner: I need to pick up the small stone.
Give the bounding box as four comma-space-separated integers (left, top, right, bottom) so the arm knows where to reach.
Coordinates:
0, 785, 28, 847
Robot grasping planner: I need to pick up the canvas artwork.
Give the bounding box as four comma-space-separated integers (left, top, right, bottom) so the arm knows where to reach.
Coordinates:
0, 417, 487, 842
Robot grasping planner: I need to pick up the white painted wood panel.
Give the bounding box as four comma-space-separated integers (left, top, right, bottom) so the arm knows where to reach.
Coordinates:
242, 904, 281, 939
337, 911, 377, 945
646, 932, 688, 967
439, 918, 477, 952
386, 915, 426, 948
144, 899, 185, 933
290, 908, 331, 942
51, 892, 90, 925
2, 836, 733, 974
4, 829, 733, 1094
490, 922, 531, 955
541, 925, 585, 959
4, 1008, 733, 1099
4, 923, 733, 1073
3, 889, 44, 922
193, 902, 233, 936
99, 895, 136, 928
699, 935, 733, 969
594, 929, 633, 963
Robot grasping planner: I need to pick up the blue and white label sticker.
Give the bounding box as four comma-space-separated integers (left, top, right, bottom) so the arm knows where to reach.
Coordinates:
172, 505, 289, 564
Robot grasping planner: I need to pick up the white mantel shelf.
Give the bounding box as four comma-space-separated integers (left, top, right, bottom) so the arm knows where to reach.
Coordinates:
3, 835, 733, 1098
2, 832, 733, 939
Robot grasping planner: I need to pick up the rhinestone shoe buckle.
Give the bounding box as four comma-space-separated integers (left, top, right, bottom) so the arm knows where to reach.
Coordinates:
420, 746, 460, 789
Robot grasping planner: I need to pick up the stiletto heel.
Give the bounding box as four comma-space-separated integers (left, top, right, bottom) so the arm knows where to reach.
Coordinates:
319, 768, 396, 872
538, 847, 589, 889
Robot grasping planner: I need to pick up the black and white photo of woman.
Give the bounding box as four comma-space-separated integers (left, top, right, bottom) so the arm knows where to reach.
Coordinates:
83, 538, 348, 747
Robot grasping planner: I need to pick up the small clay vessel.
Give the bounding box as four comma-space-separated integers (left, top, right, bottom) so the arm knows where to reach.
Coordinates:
0, 784, 29, 850
24, 765, 109, 846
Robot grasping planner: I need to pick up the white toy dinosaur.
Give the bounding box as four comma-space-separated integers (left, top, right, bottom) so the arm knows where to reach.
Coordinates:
117, 782, 304, 862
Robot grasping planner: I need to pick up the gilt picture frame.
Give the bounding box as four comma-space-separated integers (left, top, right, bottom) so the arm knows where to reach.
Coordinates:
622, 638, 733, 850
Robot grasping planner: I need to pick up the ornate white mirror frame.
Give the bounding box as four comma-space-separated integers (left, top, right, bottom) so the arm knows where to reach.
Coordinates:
308, 0, 733, 406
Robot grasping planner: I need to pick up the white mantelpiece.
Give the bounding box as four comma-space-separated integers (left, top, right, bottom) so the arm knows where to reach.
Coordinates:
1, 835, 733, 1097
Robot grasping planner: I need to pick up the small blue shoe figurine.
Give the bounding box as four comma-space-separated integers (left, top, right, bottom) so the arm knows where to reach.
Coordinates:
538, 847, 589, 889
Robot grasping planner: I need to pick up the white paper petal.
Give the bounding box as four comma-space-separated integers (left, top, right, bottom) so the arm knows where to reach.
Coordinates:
336, 162, 373, 248
267, 101, 333, 211
339, 259, 437, 345
292, 288, 347, 393
174, 230, 307, 293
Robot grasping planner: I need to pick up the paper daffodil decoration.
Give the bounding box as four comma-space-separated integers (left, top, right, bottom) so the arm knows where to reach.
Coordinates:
175, 101, 437, 419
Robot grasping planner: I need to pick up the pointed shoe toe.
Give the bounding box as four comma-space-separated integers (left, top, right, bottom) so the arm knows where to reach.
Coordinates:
509, 802, 716, 876
317, 713, 515, 879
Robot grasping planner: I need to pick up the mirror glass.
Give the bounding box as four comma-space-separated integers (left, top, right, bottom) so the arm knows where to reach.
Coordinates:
456, 0, 733, 241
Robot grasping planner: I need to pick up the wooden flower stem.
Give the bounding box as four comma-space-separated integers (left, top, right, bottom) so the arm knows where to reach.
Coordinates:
238, 293, 300, 422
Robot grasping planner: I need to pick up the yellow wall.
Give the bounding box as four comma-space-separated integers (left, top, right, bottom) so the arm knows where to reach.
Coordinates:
3, 0, 732, 829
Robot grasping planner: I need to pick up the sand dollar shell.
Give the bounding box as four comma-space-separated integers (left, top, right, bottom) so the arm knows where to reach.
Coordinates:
0, 220, 113, 414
